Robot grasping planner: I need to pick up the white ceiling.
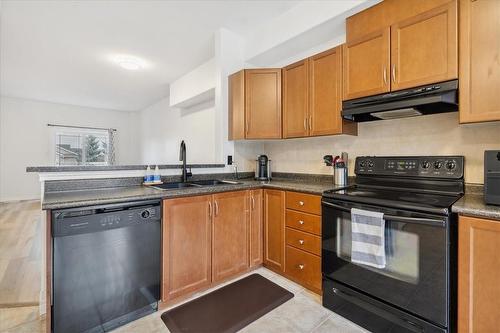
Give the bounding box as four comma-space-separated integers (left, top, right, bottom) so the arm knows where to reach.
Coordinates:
0, 0, 298, 111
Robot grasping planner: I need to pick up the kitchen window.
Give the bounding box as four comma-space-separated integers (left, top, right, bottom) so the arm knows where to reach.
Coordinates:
51, 125, 116, 166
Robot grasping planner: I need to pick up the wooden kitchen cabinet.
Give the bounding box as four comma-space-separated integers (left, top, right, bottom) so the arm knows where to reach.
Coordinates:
162, 195, 212, 301
163, 190, 259, 302
459, 0, 500, 123
390, 1, 457, 91
228, 69, 282, 140
458, 215, 500, 333
228, 70, 245, 140
343, 28, 391, 100
212, 191, 249, 282
344, 0, 457, 100
249, 189, 264, 268
283, 46, 357, 138
283, 59, 309, 138
263, 189, 285, 272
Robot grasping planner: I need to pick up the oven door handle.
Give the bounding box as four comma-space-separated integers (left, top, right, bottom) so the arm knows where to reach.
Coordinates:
322, 201, 446, 227
331, 287, 425, 333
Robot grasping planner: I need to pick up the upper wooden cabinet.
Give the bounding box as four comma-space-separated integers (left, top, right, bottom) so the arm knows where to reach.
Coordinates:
344, 0, 458, 100
212, 191, 249, 282
391, 1, 457, 90
228, 69, 282, 140
458, 215, 500, 333
283, 59, 309, 138
343, 29, 391, 100
459, 0, 500, 123
283, 46, 357, 138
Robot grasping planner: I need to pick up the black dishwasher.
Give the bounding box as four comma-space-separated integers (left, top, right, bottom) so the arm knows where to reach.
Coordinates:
51, 200, 161, 333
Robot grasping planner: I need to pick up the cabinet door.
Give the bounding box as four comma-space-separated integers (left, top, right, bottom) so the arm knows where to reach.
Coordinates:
283, 59, 309, 138
228, 70, 245, 140
391, 1, 457, 91
263, 189, 285, 272
245, 69, 282, 139
309, 46, 354, 136
249, 189, 263, 268
459, 0, 500, 123
458, 216, 500, 333
343, 28, 390, 100
212, 191, 249, 282
162, 196, 212, 301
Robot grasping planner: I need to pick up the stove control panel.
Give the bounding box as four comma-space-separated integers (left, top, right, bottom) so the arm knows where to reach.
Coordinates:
355, 156, 464, 179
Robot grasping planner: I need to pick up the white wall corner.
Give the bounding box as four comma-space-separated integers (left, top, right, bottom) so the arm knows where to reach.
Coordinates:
214, 28, 246, 166
169, 58, 216, 108
244, 0, 380, 67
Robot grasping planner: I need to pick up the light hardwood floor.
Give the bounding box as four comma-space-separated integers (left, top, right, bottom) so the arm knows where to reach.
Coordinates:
0, 200, 45, 332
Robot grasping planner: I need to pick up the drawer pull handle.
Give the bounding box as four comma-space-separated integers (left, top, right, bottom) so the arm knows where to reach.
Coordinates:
299, 220, 304, 225
299, 239, 305, 245
298, 264, 305, 270
299, 201, 304, 206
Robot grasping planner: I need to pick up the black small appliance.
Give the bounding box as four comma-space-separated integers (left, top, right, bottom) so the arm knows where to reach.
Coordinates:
485, 150, 500, 205
255, 155, 271, 181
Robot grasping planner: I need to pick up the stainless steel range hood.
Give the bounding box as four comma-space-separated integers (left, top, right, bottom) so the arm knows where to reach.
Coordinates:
342, 80, 458, 122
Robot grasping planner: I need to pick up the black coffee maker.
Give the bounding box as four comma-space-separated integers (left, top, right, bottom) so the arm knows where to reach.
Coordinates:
255, 155, 272, 181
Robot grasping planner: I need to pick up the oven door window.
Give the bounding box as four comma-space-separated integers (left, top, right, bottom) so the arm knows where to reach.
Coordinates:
322, 201, 449, 327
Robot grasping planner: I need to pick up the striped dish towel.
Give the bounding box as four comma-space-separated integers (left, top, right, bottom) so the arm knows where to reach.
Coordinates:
351, 208, 386, 269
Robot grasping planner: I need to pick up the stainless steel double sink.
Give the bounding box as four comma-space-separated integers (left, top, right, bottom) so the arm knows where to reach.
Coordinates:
151, 179, 242, 191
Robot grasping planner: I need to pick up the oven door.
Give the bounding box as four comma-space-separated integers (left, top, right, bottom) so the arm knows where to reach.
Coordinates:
322, 199, 450, 328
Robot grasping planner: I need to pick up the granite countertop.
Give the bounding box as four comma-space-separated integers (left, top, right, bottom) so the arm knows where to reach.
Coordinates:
42, 178, 344, 210
452, 192, 500, 221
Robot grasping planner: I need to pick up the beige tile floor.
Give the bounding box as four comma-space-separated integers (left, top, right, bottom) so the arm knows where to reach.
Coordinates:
0, 201, 369, 333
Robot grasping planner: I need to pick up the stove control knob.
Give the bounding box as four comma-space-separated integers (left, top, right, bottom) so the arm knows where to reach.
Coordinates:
446, 161, 456, 170
368, 160, 374, 168
421, 161, 430, 169
434, 161, 443, 169
141, 210, 150, 219
359, 161, 366, 168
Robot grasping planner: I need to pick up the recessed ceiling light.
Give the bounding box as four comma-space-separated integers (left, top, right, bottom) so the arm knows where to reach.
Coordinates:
111, 55, 149, 71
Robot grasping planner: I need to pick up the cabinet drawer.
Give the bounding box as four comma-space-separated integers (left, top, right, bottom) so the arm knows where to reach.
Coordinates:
286, 192, 321, 215
285, 245, 321, 292
286, 210, 321, 235
286, 227, 321, 256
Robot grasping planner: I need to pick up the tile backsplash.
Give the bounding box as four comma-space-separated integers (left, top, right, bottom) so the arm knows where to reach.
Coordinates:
236, 113, 500, 184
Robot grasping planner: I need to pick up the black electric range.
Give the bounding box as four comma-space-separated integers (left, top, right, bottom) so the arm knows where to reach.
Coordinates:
322, 156, 464, 333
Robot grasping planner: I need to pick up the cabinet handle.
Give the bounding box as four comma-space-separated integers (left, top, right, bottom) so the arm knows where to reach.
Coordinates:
299, 239, 305, 245
309, 115, 312, 131
299, 220, 304, 225
299, 201, 304, 206
298, 264, 305, 270
208, 202, 212, 218
304, 117, 307, 131
392, 64, 396, 84
214, 200, 219, 216
251, 195, 255, 210
383, 67, 387, 85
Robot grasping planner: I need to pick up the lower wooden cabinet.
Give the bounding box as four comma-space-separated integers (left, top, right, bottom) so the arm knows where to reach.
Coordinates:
263, 190, 323, 294
212, 191, 249, 282
458, 215, 500, 333
162, 195, 212, 301
263, 189, 286, 272
162, 190, 263, 302
249, 189, 264, 268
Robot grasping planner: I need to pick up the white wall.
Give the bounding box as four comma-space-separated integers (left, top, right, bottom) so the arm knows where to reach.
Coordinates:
260, 113, 500, 184
0, 96, 141, 201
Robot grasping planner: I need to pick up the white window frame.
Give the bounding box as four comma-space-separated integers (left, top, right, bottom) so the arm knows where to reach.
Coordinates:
52, 127, 110, 166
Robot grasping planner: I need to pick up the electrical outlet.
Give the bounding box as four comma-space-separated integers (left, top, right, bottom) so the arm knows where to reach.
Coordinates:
227, 155, 233, 165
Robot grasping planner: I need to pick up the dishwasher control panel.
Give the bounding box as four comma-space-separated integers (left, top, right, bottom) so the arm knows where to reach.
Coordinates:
52, 201, 161, 237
